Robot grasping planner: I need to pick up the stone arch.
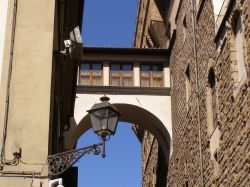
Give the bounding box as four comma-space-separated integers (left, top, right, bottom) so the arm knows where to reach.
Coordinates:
66, 103, 172, 165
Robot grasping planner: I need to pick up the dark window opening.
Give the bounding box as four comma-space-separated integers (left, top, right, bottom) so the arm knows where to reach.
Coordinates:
207, 68, 217, 135
185, 64, 191, 106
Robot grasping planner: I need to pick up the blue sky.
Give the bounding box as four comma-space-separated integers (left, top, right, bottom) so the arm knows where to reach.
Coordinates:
76, 0, 141, 186
76, 123, 141, 187
82, 0, 139, 47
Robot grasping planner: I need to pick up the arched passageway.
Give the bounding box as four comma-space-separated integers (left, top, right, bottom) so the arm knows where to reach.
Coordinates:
64, 102, 172, 166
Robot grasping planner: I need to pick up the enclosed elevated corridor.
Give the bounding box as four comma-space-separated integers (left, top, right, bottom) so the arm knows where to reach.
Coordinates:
64, 45, 172, 168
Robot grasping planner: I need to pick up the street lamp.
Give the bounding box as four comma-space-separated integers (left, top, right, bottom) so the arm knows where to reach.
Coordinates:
87, 96, 120, 158
47, 96, 120, 176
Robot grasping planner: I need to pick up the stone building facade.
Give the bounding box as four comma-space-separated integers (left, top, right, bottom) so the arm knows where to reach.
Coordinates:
135, 0, 250, 186
168, 0, 250, 186
0, 0, 83, 186
0, 0, 249, 186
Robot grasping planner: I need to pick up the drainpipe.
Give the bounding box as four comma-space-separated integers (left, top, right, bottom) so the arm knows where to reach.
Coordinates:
0, 171, 41, 178
0, 0, 18, 165
190, 0, 204, 186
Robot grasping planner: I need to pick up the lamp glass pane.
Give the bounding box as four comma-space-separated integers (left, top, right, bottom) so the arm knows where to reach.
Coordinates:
107, 109, 119, 134
90, 109, 108, 134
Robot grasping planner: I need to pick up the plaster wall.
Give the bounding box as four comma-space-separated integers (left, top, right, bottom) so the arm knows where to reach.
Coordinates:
0, 0, 56, 186
0, 0, 13, 145
0, 0, 9, 85
103, 62, 110, 86
74, 94, 172, 138
163, 67, 170, 87
133, 63, 140, 86
63, 93, 172, 164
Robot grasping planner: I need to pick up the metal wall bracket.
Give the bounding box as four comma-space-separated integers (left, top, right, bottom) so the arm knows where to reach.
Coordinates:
48, 143, 103, 176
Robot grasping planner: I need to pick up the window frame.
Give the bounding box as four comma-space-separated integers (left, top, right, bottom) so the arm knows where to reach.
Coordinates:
140, 64, 163, 87
79, 63, 103, 86
109, 63, 133, 87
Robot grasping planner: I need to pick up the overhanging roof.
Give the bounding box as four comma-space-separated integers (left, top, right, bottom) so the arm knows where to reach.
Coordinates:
78, 47, 170, 65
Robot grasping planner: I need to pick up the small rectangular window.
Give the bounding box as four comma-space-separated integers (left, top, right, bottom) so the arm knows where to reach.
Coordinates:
80, 63, 102, 86
140, 64, 163, 87
110, 64, 133, 86
141, 65, 150, 87
185, 65, 191, 106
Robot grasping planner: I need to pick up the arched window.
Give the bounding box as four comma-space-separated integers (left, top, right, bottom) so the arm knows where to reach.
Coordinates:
185, 65, 191, 109
183, 15, 187, 42
233, 14, 246, 83
206, 68, 216, 136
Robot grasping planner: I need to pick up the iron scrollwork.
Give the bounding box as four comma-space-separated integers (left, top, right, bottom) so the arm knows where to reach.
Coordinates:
48, 143, 103, 176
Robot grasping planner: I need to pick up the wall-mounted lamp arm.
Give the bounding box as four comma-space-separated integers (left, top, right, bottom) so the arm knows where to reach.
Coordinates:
47, 142, 103, 176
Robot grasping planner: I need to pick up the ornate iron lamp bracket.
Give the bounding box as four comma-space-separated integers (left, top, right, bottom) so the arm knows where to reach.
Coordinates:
47, 143, 103, 176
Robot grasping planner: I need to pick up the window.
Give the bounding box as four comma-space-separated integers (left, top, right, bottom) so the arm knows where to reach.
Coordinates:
110, 64, 133, 86
183, 15, 187, 42
213, 149, 219, 176
79, 63, 102, 86
206, 68, 216, 136
185, 65, 191, 106
233, 15, 246, 83
140, 64, 163, 87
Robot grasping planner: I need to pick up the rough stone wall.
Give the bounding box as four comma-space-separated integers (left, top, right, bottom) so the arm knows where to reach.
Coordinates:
141, 131, 159, 186
141, 131, 167, 187
168, 0, 250, 186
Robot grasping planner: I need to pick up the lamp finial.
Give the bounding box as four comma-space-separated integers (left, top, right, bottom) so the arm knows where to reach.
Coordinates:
100, 95, 110, 102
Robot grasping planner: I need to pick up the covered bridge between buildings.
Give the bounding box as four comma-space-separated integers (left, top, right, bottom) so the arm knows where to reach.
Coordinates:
63, 46, 173, 167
